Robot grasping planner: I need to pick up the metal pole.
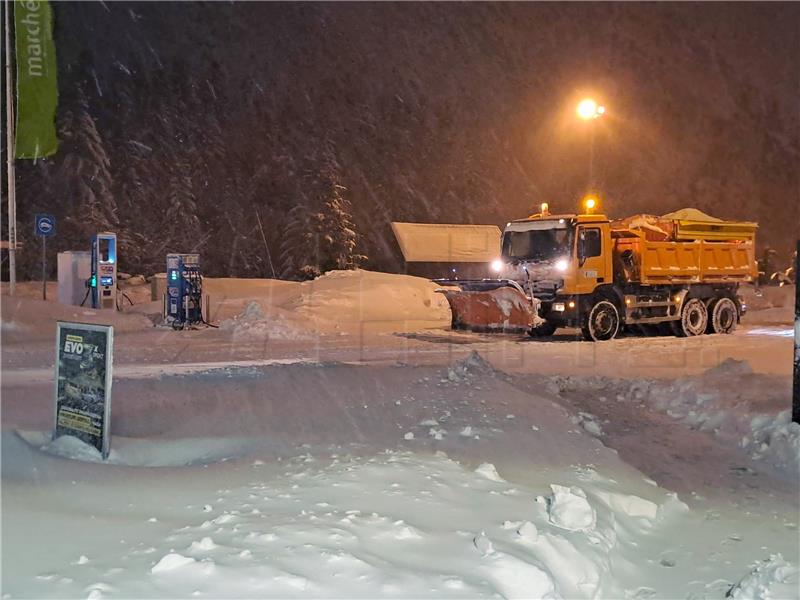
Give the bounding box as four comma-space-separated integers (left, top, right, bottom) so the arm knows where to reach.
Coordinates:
41, 235, 46, 300
4, 0, 17, 295
792, 240, 799, 424
255, 209, 276, 279
588, 121, 595, 191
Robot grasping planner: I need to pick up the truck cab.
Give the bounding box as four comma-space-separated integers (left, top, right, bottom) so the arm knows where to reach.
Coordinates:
497, 213, 612, 328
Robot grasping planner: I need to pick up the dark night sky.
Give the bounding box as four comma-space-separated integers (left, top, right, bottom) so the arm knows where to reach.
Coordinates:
11, 2, 800, 277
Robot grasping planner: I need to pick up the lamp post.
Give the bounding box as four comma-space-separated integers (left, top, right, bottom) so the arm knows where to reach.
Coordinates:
576, 98, 605, 190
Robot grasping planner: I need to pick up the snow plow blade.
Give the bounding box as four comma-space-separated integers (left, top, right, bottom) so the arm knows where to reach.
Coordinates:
434, 280, 542, 333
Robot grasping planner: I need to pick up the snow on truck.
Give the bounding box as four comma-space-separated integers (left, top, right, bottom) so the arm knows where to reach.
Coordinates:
393, 204, 758, 341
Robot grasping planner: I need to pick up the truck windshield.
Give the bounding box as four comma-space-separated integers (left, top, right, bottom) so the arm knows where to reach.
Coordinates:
502, 226, 573, 262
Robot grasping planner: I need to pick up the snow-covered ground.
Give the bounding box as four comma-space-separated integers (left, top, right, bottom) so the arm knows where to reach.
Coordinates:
1, 272, 798, 598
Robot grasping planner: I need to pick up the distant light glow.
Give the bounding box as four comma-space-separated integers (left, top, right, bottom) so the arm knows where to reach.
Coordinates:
582, 196, 598, 213
577, 98, 605, 120
491, 259, 504, 273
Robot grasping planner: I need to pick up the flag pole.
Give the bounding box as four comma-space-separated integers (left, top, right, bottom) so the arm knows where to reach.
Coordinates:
4, 0, 17, 296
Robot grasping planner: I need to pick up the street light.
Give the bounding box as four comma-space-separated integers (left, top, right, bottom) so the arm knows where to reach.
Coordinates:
576, 98, 606, 190
576, 98, 605, 120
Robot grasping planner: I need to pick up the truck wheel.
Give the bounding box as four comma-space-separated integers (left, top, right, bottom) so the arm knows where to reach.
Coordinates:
581, 300, 620, 341
709, 297, 737, 334
529, 321, 557, 337
673, 298, 707, 337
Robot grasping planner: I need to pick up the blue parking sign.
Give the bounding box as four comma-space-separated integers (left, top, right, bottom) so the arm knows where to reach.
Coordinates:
35, 213, 56, 237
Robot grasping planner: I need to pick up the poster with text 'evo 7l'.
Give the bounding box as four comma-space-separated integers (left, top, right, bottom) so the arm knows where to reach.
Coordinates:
54, 322, 113, 459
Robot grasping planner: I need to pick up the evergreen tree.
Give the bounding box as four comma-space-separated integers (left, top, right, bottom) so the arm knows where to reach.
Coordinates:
55, 87, 118, 244
278, 165, 366, 280
279, 202, 318, 280
316, 171, 366, 271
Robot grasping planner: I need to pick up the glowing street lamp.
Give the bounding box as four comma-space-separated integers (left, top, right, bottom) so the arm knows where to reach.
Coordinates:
576, 98, 605, 120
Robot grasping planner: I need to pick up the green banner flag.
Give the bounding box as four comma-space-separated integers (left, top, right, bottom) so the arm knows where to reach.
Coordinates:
14, 0, 58, 158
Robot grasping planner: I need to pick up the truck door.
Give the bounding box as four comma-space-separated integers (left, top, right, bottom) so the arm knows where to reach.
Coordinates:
575, 226, 608, 295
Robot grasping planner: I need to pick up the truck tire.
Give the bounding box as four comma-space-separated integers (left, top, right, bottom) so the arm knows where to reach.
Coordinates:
529, 321, 557, 337
672, 298, 708, 337
708, 297, 737, 334
581, 300, 620, 341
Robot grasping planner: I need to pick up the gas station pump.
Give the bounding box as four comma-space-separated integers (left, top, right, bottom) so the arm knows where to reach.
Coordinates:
165, 253, 204, 329
90, 232, 117, 310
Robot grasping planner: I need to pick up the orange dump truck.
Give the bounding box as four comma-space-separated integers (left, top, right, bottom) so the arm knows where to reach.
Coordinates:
437, 207, 758, 341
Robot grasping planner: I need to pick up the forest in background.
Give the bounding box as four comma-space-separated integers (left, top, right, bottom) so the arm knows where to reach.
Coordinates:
4, 2, 799, 280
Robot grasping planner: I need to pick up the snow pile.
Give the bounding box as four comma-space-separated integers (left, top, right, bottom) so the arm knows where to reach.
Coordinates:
553, 360, 800, 476
443, 350, 495, 383
739, 285, 794, 325
2, 443, 708, 599
644, 360, 800, 474
203, 270, 451, 336
285, 269, 451, 330
571, 412, 604, 438
744, 411, 800, 471
19, 431, 264, 467
727, 554, 799, 599
219, 300, 312, 340
544, 485, 596, 532
151, 553, 197, 574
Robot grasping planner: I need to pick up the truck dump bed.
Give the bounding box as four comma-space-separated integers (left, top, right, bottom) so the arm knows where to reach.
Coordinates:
611, 214, 757, 285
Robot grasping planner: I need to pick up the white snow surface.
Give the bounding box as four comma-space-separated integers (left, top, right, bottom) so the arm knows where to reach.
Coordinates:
727, 554, 799, 599
3, 436, 735, 600
545, 485, 597, 532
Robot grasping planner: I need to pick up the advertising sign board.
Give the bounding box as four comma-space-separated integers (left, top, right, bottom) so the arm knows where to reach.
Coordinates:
54, 322, 114, 458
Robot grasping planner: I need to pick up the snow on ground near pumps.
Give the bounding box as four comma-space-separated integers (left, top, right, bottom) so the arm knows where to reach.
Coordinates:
1, 269, 452, 341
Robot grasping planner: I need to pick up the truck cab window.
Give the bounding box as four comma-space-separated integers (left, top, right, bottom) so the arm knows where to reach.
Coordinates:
580, 228, 601, 258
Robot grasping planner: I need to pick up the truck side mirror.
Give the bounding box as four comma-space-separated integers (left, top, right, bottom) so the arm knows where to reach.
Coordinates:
577, 231, 586, 264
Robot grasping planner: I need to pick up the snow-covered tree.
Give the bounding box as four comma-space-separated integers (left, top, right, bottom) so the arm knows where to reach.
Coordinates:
278, 165, 367, 280
315, 169, 367, 272
279, 202, 318, 280
55, 87, 118, 242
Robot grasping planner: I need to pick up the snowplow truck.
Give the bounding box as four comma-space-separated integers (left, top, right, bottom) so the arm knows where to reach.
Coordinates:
436, 209, 758, 341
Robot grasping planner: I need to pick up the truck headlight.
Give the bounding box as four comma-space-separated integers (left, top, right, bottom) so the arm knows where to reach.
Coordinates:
491, 259, 504, 273
555, 258, 569, 272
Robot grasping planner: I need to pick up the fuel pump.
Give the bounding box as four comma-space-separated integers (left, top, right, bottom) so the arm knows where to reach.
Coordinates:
90, 232, 117, 310
165, 253, 204, 329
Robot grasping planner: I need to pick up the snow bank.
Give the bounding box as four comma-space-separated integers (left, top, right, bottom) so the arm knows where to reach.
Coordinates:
284, 269, 451, 330
739, 285, 794, 325
2, 447, 705, 599
545, 361, 800, 477
443, 350, 496, 383
203, 269, 451, 335
646, 359, 800, 475
219, 300, 312, 340
18, 431, 264, 467
727, 554, 799, 599
545, 485, 596, 532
